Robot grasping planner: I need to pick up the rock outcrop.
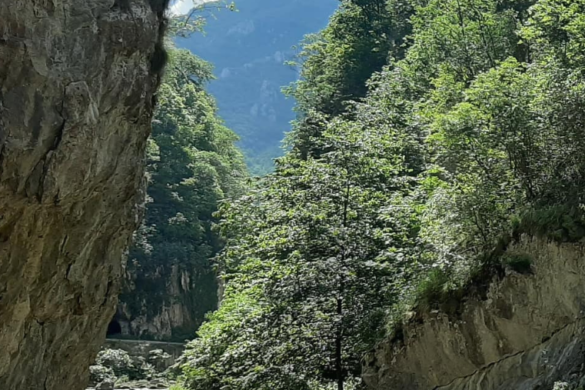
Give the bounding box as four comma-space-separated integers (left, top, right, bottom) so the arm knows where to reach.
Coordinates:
363, 236, 585, 390
0, 1, 165, 389
115, 263, 218, 341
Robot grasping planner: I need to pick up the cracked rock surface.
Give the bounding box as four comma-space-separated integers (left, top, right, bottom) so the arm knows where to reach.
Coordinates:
0, 1, 164, 389
363, 237, 585, 390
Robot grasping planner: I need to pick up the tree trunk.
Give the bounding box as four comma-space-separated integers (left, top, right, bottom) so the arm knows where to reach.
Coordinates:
336, 297, 344, 390
0, 1, 164, 389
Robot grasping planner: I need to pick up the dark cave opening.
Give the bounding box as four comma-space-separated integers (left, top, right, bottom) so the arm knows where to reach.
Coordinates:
106, 319, 122, 336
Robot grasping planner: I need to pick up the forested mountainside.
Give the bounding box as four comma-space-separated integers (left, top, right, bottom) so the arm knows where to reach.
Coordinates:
108, 0, 337, 345
168, 0, 585, 389
176, 0, 338, 174
114, 48, 248, 341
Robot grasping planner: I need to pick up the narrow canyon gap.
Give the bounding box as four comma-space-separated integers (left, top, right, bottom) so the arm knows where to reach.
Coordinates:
0, 1, 166, 389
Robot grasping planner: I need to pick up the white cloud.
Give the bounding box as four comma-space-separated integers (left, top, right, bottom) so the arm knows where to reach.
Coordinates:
170, 0, 193, 15
170, 0, 217, 16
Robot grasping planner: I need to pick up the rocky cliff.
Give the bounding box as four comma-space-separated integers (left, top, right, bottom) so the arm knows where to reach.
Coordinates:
114, 263, 218, 341
363, 236, 585, 390
0, 1, 165, 389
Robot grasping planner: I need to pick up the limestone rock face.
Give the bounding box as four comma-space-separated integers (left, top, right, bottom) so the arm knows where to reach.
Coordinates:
0, 1, 164, 389
115, 263, 218, 341
363, 237, 585, 390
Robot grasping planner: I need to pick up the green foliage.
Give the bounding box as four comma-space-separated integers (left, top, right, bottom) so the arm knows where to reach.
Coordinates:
415, 268, 455, 311
168, 1, 237, 38
407, 0, 585, 273
119, 47, 248, 340
512, 206, 585, 243
180, 108, 424, 389
95, 349, 136, 378
90, 349, 153, 382
175, 0, 585, 388
89, 348, 176, 387
286, 0, 414, 158
89, 364, 115, 385
502, 253, 533, 274
520, 0, 585, 66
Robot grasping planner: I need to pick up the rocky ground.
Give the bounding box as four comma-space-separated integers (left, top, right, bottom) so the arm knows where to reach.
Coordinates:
88, 377, 173, 390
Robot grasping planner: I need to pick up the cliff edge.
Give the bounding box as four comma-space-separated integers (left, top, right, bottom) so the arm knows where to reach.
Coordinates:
363, 236, 585, 390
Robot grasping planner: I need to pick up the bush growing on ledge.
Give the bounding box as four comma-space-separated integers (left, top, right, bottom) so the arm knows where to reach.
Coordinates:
89, 364, 115, 385
511, 206, 585, 243
502, 253, 533, 274
414, 268, 455, 311
411, 206, 583, 316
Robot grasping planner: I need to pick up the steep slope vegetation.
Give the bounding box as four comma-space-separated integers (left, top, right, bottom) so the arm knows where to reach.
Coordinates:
363, 236, 585, 390
176, 0, 338, 174
172, 0, 585, 389
115, 48, 248, 341
0, 0, 165, 389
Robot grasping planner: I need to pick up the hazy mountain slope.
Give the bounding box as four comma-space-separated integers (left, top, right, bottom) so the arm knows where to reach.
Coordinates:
177, 0, 338, 174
